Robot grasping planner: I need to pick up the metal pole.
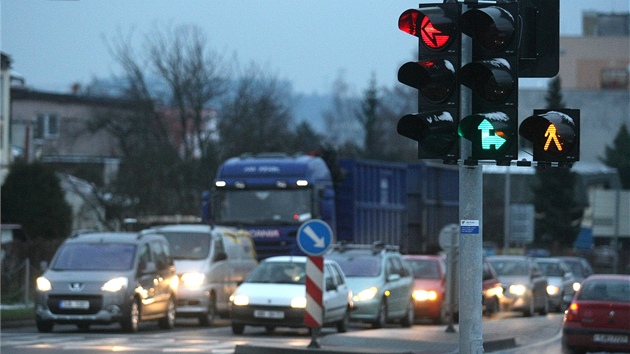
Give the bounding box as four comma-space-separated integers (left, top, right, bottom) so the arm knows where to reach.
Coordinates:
24, 258, 30, 305
459, 7, 484, 353
446, 225, 458, 333
612, 188, 620, 274
503, 168, 511, 253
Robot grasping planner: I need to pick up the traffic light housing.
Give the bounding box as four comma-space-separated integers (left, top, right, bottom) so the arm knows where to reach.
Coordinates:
519, 109, 580, 165
458, 3, 519, 165
518, 0, 560, 78
397, 3, 461, 163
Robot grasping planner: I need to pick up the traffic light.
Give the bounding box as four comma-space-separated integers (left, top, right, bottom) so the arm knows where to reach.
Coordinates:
397, 3, 461, 163
519, 109, 580, 165
458, 3, 519, 165
518, 0, 560, 78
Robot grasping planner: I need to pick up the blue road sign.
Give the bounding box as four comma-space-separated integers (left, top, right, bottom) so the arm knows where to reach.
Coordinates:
297, 219, 333, 256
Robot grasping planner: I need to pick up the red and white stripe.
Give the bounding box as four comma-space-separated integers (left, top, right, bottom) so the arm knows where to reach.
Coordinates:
304, 256, 324, 327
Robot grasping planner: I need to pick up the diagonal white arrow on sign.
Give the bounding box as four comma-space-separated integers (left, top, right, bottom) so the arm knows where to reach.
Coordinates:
303, 225, 325, 248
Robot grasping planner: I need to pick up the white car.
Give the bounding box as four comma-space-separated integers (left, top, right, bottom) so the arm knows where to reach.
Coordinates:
229, 256, 352, 334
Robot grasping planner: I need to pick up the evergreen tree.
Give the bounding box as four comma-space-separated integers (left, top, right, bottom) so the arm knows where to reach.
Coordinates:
1, 161, 73, 240
531, 76, 582, 251
600, 123, 630, 189
355, 74, 386, 159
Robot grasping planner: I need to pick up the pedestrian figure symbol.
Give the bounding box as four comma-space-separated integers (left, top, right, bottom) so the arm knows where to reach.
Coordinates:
544, 124, 562, 151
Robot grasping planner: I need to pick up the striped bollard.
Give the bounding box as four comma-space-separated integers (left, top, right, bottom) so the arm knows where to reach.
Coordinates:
305, 255, 324, 348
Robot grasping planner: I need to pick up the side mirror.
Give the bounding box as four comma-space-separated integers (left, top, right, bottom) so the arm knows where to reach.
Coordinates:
387, 274, 401, 282
214, 252, 228, 262
142, 261, 157, 274
40, 261, 48, 272
326, 281, 337, 292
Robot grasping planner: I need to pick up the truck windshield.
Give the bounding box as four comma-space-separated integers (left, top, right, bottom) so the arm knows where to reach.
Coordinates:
214, 189, 312, 225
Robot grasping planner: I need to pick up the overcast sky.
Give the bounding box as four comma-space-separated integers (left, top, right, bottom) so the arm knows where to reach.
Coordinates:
1, 0, 628, 96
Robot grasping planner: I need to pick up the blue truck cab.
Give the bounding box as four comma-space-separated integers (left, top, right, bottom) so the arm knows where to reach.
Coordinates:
210, 153, 336, 260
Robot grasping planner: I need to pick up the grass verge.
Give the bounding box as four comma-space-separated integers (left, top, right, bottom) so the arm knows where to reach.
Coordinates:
1, 305, 34, 321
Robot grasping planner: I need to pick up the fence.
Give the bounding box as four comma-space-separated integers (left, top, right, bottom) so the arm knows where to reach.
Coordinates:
1, 258, 38, 305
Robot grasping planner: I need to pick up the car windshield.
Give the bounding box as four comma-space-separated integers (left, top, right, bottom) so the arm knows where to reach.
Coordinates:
214, 189, 312, 225
246, 261, 306, 284
563, 260, 587, 278
407, 259, 441, 279
489, 259, 528, 276
161, 232, 211, 260
327, 254, 382, 277
52, 243, 136, 271
538, 262, 564, 277
578, 280, 630, 302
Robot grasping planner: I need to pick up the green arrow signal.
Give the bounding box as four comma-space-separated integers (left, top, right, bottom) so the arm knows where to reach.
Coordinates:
478, 119, 506, 150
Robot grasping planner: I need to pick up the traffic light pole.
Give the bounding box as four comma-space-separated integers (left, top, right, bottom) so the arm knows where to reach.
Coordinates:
459, 15, 484, 354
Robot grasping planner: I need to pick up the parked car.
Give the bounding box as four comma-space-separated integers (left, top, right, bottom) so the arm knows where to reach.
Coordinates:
403, 254, 447, 323
35, 231, 178, 333
482, 258, 503, 316
487, 255, 549, 317
143, 224, 258, 326
326, 242, 414, 328
535, 257, 576, 312
229, 256, 351, 334
562, 274, 630, 354
558, 256, 594, 291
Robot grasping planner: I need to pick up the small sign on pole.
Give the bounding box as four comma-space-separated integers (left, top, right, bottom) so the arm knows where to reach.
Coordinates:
297, 220, 333, 348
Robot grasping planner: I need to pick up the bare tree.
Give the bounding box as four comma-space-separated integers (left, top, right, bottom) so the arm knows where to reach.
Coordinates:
91, 23, 229, 216
217, 64, 296, 158
322, 70, 359, 148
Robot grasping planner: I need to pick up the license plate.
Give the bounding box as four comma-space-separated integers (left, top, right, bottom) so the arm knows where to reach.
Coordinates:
254, 310, 284, 319
59, 300, 90, 309
593, 334, 628, 344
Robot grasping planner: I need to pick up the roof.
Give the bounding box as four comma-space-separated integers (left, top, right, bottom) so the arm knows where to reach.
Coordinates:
66, 231, 142, 244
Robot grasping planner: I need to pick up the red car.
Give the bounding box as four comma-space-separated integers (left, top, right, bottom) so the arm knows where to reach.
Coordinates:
403, 255, 447, 323
562, 274, 630, 354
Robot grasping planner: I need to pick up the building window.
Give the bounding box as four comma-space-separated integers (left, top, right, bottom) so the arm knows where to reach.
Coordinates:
34, 114, 59, 139
601, 68, 629, 90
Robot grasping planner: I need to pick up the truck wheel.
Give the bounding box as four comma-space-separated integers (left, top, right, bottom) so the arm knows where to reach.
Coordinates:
232, 324, 245, 334
372, 299, 387, 329
158, 297, 176, 329
36, 319, 54, 333
121, 300, 140, 333
199, 295, 216, 327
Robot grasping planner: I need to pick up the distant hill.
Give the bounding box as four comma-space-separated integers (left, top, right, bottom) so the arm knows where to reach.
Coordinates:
291, 92, 332, 132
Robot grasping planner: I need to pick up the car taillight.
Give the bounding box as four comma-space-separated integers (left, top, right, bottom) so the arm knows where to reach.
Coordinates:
565, 302, 580, 322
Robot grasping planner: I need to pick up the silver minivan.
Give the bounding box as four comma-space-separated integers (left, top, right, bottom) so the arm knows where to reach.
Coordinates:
144, 224, 258, 326
35, 231, 178, 333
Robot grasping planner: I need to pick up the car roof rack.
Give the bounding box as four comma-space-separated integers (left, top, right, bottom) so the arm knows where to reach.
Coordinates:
69, 229, 101, 238
331, 241, 399, 255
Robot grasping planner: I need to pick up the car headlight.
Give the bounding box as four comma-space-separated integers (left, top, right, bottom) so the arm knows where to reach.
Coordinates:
36, 277, 52, 292
572, 282, 581, 292
231, 294, 249, 306
180, 272, 205, 288
412, 289, 438, 301
353, 287, 378, 302
508, 284, 527, 296
546, 285, 560, 296
101, 277, 128, 292
291, 297, 307, 308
